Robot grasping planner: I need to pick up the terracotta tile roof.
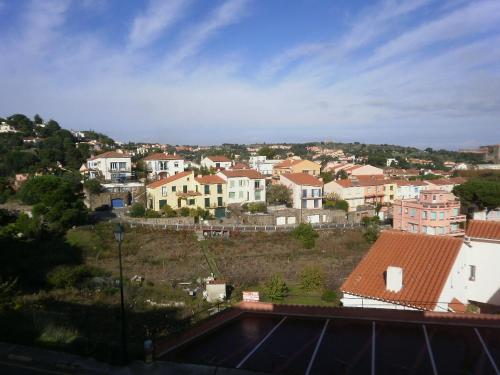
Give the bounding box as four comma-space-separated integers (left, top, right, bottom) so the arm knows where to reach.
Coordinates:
281, 173, 322, 186
146, 171, 192, 189
333, 179, 356, 188
449, 298, 466, 313
232, 162, 250, 169
393, 180, 427, 187
143, 153, 182, 160
89, 151, 130, 160
219, 169, 264, 179
274, 159, 302, 168
195, 175, 226, 185
207, 155, 231, 162
426, 177, 466, 186
341, 231, 463, 311
466, 220, 500, 240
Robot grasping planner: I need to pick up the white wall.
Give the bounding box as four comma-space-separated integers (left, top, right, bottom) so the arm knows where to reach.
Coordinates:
221, 175, 266, 204
435, 248, 468, 312
87, 157, 131, 180
201, 157, 232, 170
341, 293, 419, 311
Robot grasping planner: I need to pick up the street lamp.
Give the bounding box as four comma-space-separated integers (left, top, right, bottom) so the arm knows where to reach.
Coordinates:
113, 223, 128, 364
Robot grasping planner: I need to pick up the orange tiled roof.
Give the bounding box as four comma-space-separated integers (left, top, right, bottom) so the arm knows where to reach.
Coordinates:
147, 171, 192, 189
89, 151, 130, 160
219, 169, 264, 179
143, 153, 182, 160
207, 155, 231, 162
281, 173, 322, 186
232, 162, 250, 169
195, 175, 226, 184
274, 159, 302, 168
341, 231, 463, 311
466, 220, 500, 240
449, 298, 466, 313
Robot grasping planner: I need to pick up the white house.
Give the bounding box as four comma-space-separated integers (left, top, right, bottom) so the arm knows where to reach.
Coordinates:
201, 156, 232, 170
143, 152, 184, 180
423, 177, 466, 192
217, 169, 266, 204
341, 221, 500, 313
0, 122, 18, 133
324, 179, 364, 212
394, 180, 428, 200
249, 156, 281, 176
278, 173, 323, 210
86, 151, 132, 181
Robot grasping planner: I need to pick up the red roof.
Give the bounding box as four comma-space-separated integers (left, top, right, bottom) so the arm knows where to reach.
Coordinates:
426, 177, 466, 186
143, 153, 182, 160
89, 151, 130, 160
274, 159, 302, 168
147, 171, 192, 189
449, 298, 466, 313
219, 169, 264, 179
341, 231, 463, 311
466, 220, 500, 240
195, 175, 226, 185
207, 155, 231, 163
232, 162, 250, 169
281, 173, 322, 186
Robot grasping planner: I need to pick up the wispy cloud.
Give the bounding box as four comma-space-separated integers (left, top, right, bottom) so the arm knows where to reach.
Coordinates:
128, 0, 190, 50
165, 0, 250, 67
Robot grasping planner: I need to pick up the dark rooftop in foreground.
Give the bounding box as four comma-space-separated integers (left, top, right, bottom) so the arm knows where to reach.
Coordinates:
157, 302, 500, 375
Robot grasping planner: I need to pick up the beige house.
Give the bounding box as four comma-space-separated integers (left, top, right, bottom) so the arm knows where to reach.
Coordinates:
195, 175, 227, 218
278, 173, 323, 209
324, 179, 365, 212
272, 159, 321, 180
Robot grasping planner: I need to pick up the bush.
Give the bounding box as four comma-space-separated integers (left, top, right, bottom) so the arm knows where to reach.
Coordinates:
47, 265, 104, 289
299, 266, 325, 291
162, 204, 177, 217
321, 290, 338, 303
83, 179, 102, 194
264, 274, 288, 302
129, 203, 145, 217
362, 216, 380, 243
145, 209, 161, 218
177, 207, 191, 217
324, 199, 349, 212
292, 223, 319, 249
246, 202, 267, 213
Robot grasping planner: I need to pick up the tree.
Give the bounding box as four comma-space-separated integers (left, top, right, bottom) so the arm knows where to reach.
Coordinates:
299, 266, 325, 291
362, 216, 380, 243
453, 179, 500, 212
335, 170, 348, 180
83, 179, 102, 194
320, 171, 334, 184
129, 203, 145, 217
264, 274, 288, 301
266, 184, 292, 205
258, 146, 276, 159
292, 223, 319, 249
162, 204, 177, 217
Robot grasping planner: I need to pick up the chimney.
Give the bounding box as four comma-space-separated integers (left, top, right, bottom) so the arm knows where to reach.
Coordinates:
386, 266, 403, 292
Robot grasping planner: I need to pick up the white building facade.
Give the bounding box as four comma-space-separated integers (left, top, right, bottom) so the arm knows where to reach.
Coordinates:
143, 153, 184, 180
86, 151, 132, 181
217, 169, 266, 204
279, 173, 323, 210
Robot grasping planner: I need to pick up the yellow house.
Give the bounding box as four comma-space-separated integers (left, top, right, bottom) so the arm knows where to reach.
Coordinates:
194, 175, 227, 218
146, 171, 227, 218
147, 171, 201, 211
383, 180, 397, 204
272, 159, 321, 180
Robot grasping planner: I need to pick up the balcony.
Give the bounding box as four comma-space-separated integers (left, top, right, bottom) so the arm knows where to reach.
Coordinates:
448, 229, 465, 237
449, 215, 466, 222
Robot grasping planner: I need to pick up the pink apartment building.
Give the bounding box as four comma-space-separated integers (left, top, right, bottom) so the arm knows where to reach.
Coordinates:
393, 190, 466, 236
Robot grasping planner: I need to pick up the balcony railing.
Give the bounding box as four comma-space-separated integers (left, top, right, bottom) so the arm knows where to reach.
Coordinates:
449, 215, 466, 222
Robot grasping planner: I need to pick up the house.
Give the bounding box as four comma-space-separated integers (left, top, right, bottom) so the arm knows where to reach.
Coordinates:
324, 179, 364, 212
424, 177, 466, 192
278, 173, 323, 210
342, 221, 500, 313
353, 176, 391, 206
343, 164, 384, 177
0, 122, 18, 133
217, 169, 266, 205
248, 156, 281, 176
272, 158, 321, 179
341, 231, 465, 312
201, 156, 232, 170
393, 190, 466, 236
195, 175, 227, 218
393, 180, 428, 200
143, 153, 184, 180
146, 171, 200, 211
86, 151, 132, 181
471, 208, 500, 222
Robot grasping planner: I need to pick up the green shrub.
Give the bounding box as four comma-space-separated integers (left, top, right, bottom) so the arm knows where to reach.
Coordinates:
162, 204, 177, 217
83, 179, 102, 194
324, 199, 349, 212
145, 209, 161, 218
299, 266, 325, 291
177, 207, 191, 217
292, 223, 319, 249
246, 202, 267, 213
264, 274, 288, 302
321, 290, 338, 303
129, 203, 145, 217
47, 265, 105, 289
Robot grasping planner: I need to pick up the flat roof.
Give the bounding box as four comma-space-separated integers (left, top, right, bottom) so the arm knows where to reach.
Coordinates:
157, 303, 500, 374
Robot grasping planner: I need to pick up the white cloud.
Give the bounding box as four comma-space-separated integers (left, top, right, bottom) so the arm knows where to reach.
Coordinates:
128, 0, 190, 50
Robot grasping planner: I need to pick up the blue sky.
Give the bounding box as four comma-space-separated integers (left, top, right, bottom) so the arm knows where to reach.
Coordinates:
0, 0, 499, 148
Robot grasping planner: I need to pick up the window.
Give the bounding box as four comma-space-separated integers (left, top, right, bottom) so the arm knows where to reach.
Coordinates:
217, 184, 223, 194
110, 162, 117, 170
188, 199, 195, 205
302, 199, 307, 208
216, 163, 220, 168
172, 186, 176, 192
174, 162, 179, 168
390, 195, 394, 200
469, 265, 476, 281
390, 185, 393, 191
229, 192, 235, 199
255, 180, 260, 189
230, 180, 235, 188
302, 190, 308, 198
422, 225, 427, 233
118, 162, 126, 170
404, 208, 408, 214
239, 179, 244, 187
439, 212, 445, 220
453, 207, 459, 216
183, 185, 187, 193
432, 195, 437, 201
195, 185, 199, 192
410, 208, 416, 217
238, 191, 243, 198
314, 199, 320, 208
204, 185, 210, 194
217, 197, 223, 207
431, 212, 437, 220
204, 198, 210, 208
255, 191, 261, 201
161, 187, 167, 196
422, 211, 427, 219
159, 161, 167, 170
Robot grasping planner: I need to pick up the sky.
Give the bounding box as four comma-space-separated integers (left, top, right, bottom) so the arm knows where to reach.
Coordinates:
0, 0, 499, 149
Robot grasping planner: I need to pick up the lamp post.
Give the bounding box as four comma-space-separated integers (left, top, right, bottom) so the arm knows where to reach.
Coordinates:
113, 223, 128, 364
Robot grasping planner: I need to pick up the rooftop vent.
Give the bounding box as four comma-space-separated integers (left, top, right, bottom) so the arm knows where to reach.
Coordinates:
386, 266, 403, 292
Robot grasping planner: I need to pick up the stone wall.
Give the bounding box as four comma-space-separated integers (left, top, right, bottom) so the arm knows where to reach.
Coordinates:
84, 191, 130, 210
242, 208, 347, 226
120, 216, 195, 225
